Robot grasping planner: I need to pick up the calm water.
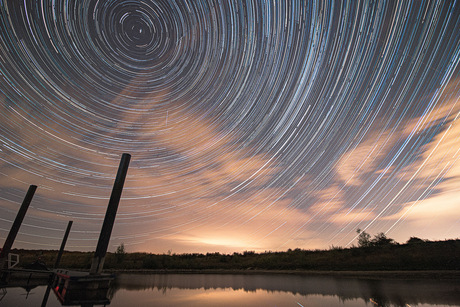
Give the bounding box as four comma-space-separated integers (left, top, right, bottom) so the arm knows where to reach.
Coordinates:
1, 273, 460, 306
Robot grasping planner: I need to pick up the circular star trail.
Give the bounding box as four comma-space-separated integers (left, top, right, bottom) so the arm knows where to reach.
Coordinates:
0, 0, 459, 253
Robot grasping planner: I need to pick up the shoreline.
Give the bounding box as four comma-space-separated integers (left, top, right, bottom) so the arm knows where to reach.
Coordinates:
105, 269, 460, 279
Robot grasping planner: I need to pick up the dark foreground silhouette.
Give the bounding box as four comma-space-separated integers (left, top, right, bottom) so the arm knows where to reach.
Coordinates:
10, 237, 460, 272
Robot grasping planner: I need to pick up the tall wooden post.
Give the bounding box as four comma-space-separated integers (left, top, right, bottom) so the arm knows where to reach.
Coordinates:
54, 221, 73, 268
42, 220, 72, 307
90, 153, 131, 275
0, 185, 37, 270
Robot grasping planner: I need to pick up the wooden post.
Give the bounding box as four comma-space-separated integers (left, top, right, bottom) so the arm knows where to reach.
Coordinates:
0, 185, 37, 270
54, 221, 73, 268
90, 153, 131, 275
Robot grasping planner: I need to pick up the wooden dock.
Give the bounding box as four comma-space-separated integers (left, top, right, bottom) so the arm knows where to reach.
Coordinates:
1, 153, 131, 306
52, 269, 114, 305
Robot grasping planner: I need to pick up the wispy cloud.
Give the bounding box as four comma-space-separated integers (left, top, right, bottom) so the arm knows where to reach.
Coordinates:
1, 74, 459, 252
383, 80, 460, 240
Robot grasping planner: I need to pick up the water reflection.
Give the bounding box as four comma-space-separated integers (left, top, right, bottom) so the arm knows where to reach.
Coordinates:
111, 273, 460, 307
1, 273, 460, 306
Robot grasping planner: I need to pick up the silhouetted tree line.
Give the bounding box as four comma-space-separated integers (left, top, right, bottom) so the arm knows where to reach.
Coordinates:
10, 235, 460, 272
356, 229, 396, 247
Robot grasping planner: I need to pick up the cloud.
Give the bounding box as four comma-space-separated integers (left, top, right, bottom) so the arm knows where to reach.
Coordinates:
308, 184, 376, 227
321, 78, 460, 245
84, 99, 315, 252
383, 81, 460, 239
2, 66, 459, 252
1, 74, 318, 252
335, 129, 393, 187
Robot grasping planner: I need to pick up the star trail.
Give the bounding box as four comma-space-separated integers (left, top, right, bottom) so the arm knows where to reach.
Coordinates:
0, 0, 459, 254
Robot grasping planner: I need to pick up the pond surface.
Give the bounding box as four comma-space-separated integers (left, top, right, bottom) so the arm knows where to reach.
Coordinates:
2, 273, 460, 306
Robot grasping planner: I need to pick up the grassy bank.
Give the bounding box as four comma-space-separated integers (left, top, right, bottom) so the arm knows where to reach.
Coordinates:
106, 269, 460, 280
10, 238, 460, 273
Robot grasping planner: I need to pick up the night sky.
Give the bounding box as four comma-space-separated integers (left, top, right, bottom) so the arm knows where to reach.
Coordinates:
0, 0, 459, 254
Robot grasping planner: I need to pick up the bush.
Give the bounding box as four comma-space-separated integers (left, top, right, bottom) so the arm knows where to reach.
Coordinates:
357, 229, 372, 247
